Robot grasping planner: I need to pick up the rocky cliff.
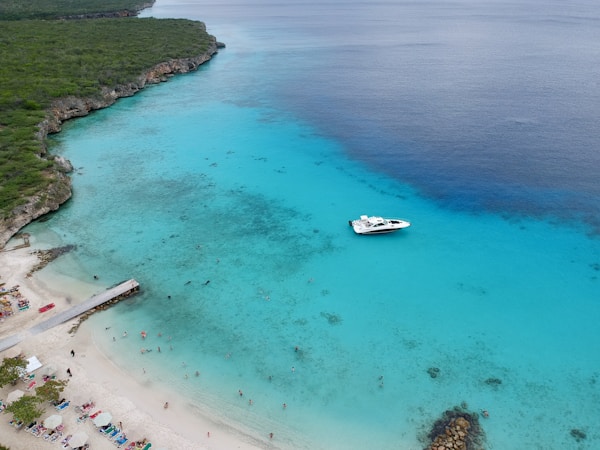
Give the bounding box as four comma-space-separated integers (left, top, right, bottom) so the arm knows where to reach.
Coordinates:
0, 41, 220, 248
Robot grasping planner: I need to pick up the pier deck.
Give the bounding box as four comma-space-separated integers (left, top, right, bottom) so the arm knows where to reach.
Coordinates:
0, 279, 139, 353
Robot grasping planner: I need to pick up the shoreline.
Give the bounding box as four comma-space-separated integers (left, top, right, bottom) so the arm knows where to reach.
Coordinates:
0, 236, 269, 450
0, 22, 223, 249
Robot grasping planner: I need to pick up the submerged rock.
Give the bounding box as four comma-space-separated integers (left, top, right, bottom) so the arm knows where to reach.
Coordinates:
427, 367, 441, 378
570, 428, 587, 442
28, 245, 77, 276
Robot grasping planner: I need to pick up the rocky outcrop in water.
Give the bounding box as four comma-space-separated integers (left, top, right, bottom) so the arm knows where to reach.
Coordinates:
27, 245, 77, 276
0, 40, 219, 249
424, 407, 485, 450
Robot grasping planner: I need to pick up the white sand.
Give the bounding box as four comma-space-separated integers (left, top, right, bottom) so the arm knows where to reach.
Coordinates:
0, 237, 275, 450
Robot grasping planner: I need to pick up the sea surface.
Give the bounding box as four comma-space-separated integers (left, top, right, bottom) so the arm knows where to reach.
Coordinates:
19, 0, 600, 448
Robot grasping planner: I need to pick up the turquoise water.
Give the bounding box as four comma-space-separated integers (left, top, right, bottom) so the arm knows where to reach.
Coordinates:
21, 1, 600, 448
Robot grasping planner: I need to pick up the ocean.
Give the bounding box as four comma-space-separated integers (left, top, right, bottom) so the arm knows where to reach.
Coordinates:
18, 0, 600, 448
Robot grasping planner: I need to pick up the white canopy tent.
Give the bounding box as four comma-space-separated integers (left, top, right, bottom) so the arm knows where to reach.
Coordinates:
25, 356, 42, 373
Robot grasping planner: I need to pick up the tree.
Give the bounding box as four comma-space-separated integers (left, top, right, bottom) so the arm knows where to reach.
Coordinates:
0, 357, 27, 388
4, 395, 44, 424
34, 378, 69, 403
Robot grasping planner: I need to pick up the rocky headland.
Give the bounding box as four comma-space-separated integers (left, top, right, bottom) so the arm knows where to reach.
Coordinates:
0, 34, 223, 248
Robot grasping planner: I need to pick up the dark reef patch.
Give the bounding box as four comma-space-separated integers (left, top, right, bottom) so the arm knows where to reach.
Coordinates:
484, 377, 502, 389
427, 367, 441, 379
570, 428, 587, 442
320, 311, 342, 325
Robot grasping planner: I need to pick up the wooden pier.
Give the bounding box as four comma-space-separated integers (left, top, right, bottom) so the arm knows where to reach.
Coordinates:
0, 279, 139, 354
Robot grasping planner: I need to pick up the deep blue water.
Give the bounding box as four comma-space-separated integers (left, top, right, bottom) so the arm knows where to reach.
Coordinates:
18, 1, 600, 449
143, 0, 600, 231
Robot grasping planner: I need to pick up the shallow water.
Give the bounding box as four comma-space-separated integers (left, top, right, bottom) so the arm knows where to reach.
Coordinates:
21, 0, 600, 448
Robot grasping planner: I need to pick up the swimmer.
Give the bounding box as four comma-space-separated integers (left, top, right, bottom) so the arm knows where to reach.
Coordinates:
481, 409, 489, 418
164, 402, 169, 409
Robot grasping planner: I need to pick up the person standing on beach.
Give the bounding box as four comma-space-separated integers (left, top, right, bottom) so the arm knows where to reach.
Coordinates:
66, 368, 72, 377
70, 349, 75, 357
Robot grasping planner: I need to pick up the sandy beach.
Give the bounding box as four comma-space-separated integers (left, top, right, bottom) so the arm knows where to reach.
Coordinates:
0, 236, 273, 450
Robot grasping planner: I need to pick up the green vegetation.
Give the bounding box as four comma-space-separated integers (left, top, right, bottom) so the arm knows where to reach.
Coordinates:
4, 394, 45, 424
0, 356, 27, 387
0, 358, 69, 426
0, 3, 214, 226
33, 378, 69, 403
0, 0, 152, 20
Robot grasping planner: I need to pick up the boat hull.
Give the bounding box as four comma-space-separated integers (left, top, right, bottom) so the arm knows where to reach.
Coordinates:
349, 216, 411, 235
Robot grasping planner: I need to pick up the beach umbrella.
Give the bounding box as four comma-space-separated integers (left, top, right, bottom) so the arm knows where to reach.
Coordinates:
43, 414, 63, 429
68, 431, 88, 448
6, 389, 24, 404
93, 411, 113, 427
40, 364, 58, 377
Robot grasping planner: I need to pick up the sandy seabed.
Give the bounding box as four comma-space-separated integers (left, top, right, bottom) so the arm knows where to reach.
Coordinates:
0, 237, 273, 450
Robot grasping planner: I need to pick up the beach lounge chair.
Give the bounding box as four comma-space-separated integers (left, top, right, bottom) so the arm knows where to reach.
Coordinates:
77, 414, 89, 423
43, 429, 55, 440
100, 425, 114, 434
10, 419, 24, 429
107, 428, 121, 439
60, 434, 72, 448
55, 400, 70, 411
141, 443, 152, 450
115, 435, 128, 447
26, 380, 36, 391
33, 425, 47, 437
24, 420, 37, 431
50, 431, 62, 442
89, 409, 102, 418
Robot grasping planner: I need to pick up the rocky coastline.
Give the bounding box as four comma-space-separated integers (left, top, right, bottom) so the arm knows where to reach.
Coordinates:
0, 36, 223, 249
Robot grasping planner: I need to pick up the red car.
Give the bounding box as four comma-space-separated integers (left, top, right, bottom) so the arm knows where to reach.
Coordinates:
38, 303, 55, 313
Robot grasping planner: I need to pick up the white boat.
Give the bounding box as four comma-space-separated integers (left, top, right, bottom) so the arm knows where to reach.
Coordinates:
348, 215, 411, 235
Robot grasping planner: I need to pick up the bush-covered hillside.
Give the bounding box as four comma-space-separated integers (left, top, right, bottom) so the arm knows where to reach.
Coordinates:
0, 1, 216, 244
0, 0, 152, 20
